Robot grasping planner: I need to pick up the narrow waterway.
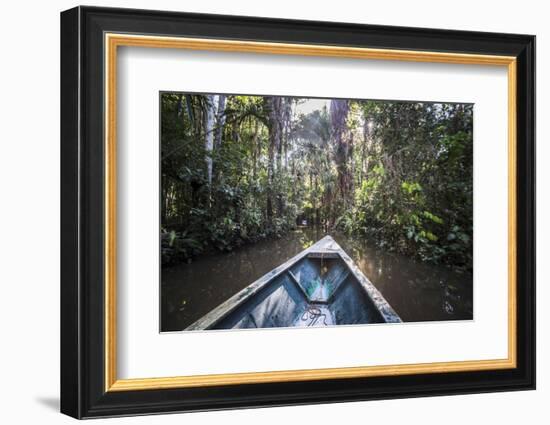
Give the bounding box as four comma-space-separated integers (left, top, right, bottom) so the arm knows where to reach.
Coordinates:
161, 228, 473, 331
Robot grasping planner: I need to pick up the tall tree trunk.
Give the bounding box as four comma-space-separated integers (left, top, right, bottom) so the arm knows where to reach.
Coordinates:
185, 94, 196, 130
282, 98, 292, 171
266, 97, 283, 225
274, 98, 284, 176
204, 95, 217, 190
214, 95, 226, 149
349, 131, 355, 195
361, 115, 371, 184
276, 98, 287, 215
314, 173, 319, 226
309, 171, 314, 225
251, 119, 259, 180
330, 99, 351, 204
176, 94, 183, 117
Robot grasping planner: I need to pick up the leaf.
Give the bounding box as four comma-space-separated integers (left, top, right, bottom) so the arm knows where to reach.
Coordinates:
426, 231, 438, 242
423, 210, 444, 224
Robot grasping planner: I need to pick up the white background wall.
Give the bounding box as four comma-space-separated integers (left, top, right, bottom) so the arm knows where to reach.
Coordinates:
0, 0, 545, 423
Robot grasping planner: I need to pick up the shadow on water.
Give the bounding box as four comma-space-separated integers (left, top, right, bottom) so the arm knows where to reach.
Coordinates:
161, 228, 472, 331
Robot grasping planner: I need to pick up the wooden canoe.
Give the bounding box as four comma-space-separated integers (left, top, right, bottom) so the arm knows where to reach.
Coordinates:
186, 235, 401, 330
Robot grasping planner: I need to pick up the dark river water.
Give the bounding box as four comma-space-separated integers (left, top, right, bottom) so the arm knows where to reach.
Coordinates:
161, 228, 473, 331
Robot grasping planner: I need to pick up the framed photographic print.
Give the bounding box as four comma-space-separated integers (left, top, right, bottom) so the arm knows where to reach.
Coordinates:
60, 6, 535, 419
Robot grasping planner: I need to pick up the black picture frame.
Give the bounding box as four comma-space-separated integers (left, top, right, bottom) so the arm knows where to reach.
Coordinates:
61, 5, 535, 419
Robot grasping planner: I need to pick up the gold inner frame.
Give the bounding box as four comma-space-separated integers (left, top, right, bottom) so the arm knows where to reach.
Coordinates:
104, 33, 517, 392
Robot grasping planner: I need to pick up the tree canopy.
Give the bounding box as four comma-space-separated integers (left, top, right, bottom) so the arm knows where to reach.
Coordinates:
161, 93, 473, 272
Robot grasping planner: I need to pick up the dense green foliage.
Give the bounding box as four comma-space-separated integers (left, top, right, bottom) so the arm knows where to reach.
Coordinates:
161, 93, 473, 271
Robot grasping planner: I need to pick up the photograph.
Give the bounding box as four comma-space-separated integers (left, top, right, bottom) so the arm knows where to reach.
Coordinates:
57, 5, 536, 419
160, 93, 474, 331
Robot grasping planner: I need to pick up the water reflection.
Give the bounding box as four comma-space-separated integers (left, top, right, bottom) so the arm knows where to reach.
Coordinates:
161, 228, 473, 331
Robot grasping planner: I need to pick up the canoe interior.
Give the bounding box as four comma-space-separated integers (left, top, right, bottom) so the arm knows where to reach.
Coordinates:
210, 253, 386, 330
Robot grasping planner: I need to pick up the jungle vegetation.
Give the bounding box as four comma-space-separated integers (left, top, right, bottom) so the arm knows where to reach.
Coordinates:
161, 93, 473, 272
